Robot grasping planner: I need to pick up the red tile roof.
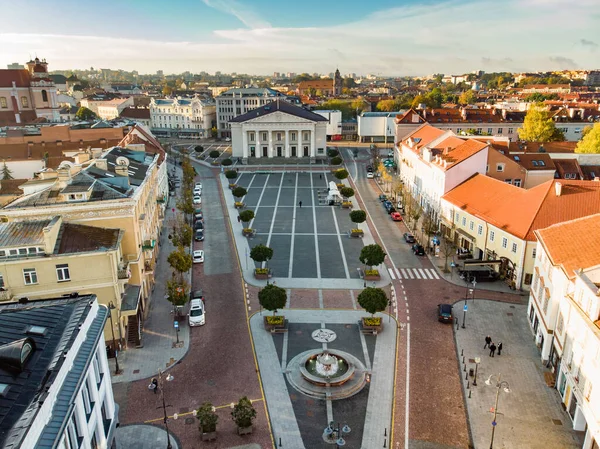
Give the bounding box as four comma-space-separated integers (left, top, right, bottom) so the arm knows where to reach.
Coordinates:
120, 107, 150, 120
0, 69, 31, 88
554, 159, 584, 179
442, 175, 600, 241
535, 214, 600, 279
403, 124, 446, 150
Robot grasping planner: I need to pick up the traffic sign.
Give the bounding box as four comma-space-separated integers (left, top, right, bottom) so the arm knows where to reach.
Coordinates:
174, 321, 179, 329
463, 304, 468, 312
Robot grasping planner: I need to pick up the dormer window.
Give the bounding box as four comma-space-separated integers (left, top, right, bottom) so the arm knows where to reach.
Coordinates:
68, 193, 86, 202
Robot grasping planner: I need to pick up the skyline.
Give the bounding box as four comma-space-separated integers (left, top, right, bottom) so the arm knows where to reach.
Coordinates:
0, 0, 599, 76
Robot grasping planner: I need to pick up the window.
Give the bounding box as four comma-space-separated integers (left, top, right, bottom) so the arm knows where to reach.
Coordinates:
512, 242, 517, 253
532, 160, 538, 166
487, 128, 493, 134
498, 128, 503, 134
496, 164, 504, 172
532, 272, 539, 292
303, 132, 310, 141
0, 97, 7, 108
542, 291, 550, 314
65, 413, 82, 449
490, 230, 495, 242
478, 225, 483, 235
513, 179, 522, 187
249, 132, 255, 142
508, 128, 513, 134
462, 217, 466, 226
505, 179, 512, 184
524, 273, 532, 285
502, 237, 508, 248
469, 221, 474, 231
486, 165, 489, 173
455, 213, 459, 223
0, 274, 3, 288
477, 128, 482, 134
276, 132, 282, 141
82, 379, 93, 419
532, 248, 536, 258
21, 96, 28, 108
556, 313, 564, 335
23, 268, 38, 285
261, 132, 267, 141
290, 132, 296, 141
41, 90, 48, 102
56, 264, 70, 282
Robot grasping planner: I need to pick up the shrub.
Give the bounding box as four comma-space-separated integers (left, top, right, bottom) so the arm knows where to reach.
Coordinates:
238, 210, 255, 226
340, 187, 355, 199
232, 186, 248, 200
254, 268, 269, 274
350, 210, 367, 226
363, 317, 381, 326
330, 156, 342, 165
364, 269, 380, 276
265, 315, 284, 325
351, 228, 364, 234
333, 168, 349, 181
209, 150, 220, 158
231, 397, 257, 429
225, 170, 238, 180
327, 148, 339, 158
341, 201, 353, 208
194, 145, 204, 153
222, 158, 232, 166
196, 402, 218, 433
242, 227, 254, 233
258, 284, 287, 314
357, 287, 389, 315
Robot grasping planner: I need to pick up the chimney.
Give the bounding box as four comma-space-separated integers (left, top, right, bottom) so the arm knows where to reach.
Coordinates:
95, 158, 108, 170
555, 182, 562, 197
115, 164, 129, 178
57, 167, 72, 188
502, 109, 507, 120
461, 108, 467, 121
444, 146, 451, 155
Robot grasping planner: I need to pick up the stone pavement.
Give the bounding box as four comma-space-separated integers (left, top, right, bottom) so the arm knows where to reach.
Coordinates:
116, 424, 180, 449
454, 300, 583, 449
109, 178, 190, 384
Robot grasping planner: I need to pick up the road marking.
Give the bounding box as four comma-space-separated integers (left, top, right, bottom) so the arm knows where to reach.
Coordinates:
326, 175, 351, 279
288, 173, 299, 278
394, 267, 401, 279
318, 289, 324, 309
424, 269, 434, 279
266, 173, 285, 250
349, 290, 357, 310
359, 329, 372, 371
406, 308, 409, 314
281, 331, 289, 370
388, 268, 396, 280
405, 322, 411, 449
407, 269, 415, 279
310, 172, 322, 278
417, 269, 426, 279
413, 269, 422, 279
286, 288, 292, 309
400, 268, 408, 278
430, 269, 440, 279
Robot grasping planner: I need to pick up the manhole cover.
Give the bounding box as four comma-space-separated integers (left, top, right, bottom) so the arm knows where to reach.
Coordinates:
345, 324, 352, 329
507, 313, 513, 316
133, 369, 140, 374
509, 305, 515, 308
295, 330, 303, 335
552, 419, 562, 426
185, 418, 195, 425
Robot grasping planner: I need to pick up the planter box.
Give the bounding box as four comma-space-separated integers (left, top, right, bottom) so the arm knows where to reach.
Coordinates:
341, 203, 353, 209
264, 316, 287, 332
350, 231, 364, 238
242, 229, 255, 237
360, 317, 383, 334
364, 275, 381, 281
234, 203, 245, 209
229, 183, 237, 190
237, 426, 253, 435
254, 270, 270, 280
201, 431, 217, 441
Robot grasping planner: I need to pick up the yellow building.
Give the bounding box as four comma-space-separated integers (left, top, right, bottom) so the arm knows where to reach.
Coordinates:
0, 125, 168, 348
0, 216, 131, 349
440, 175, 600, 290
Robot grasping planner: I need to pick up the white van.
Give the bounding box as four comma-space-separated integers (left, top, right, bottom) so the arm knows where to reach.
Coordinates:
188, 299, 205, 326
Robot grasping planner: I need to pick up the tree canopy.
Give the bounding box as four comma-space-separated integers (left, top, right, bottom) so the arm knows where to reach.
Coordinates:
357, 287, 389, 316
575, 123, 600, 154
1, 162, 14, 180
167, 247, 192, 276
458, 90, 476, 105
340, 187, 354, 199
517, 103, 563, 143
250, 244, 273, 264
333, 168, 349, 181
75, 106, 96, 121
232, 186, 248, 199
313, 100, 355, 120
258, 284, 287, 314
349, 210, 367, 225
225, 170, 238, 180
359, 244, 386, 267
239, 210, 255, 226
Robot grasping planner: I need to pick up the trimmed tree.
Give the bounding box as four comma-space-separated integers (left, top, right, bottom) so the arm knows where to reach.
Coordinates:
330, 156, 342, 165
165, 278, 190, 307
239, 210, 255, 227
221, 158, 233, 166
196, 402, 218, 435
327, 148, 339, 158
167, 247, 193, 280
231, 396, 257, 430
75, 106, 96, 121
250, 244, 273, 268
340, 187, 354, 200
170, 221, 192, 248
350, 209, 367, 230
225, 170, 238, 180
232, 186, 247, 201
333, 168, 349, 181
357, 287, 389, 316
194, 145, 204, 153
359, 244, 386, 269
258, 284, 287, 314
209, 150, 220, 158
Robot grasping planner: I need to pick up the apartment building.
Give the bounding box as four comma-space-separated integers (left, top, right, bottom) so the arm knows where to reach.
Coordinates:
528, 215, 600, 449
1, 125, 168, 347
486, 143, 557, 188
0, 295, 118, 449
149, 96, 216, 138
95, 97, 134, 120
441, 176, 600, 290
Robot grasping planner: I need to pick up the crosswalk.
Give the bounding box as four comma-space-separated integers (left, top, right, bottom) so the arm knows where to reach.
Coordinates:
387, 267, 440, 280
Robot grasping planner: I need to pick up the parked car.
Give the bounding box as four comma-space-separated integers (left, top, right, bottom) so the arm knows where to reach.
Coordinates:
194, 208, 202, 215
366, 172, 374, 179
458, 267, 500, 282
188, 299, 205, 326
193, 196, 202, 205
412, 244, 425, 256
366, 165, 373, 172
383, 201, 396, 214
195, 182, 202, 189
194, 187, 202, 195
194, 221, 204, 230
193, 250, 204, 263
378, 194, 388, 202
194, 212, 203, 221
190, 289, 204, 302
404, 233, 415, 243
194, 230, 204, 241
390, 212, 402, 221
438, 304, 453, 323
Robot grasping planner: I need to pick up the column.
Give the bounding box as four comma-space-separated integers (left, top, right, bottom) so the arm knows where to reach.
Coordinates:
285, 129, 290, 158
268, 129, 273, 158
310, 127, 316, 158
256, 129, 261, 159
242, 128, 248, 159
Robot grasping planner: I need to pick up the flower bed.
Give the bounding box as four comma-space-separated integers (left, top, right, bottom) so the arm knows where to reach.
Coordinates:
336, 183, 345, 190
350, 229, 364, 238
361, 316, 383, 333
341, 201, 353, 209
234, 202, 244, 209
242, 228, 255, 237
364, 268, 380, 281
363, 317, 381, 326
229, 183, 237, 189
211, 160, 220, 166
254, 267, 269, 279
265, 315, 284, 325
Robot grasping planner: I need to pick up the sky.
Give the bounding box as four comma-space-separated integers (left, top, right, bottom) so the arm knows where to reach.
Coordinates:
0, 0, 599, 76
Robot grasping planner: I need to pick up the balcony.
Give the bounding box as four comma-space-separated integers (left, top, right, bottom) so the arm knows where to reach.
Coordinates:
142, 239, 156, 251
157, 195, 167, 204
144, 260, 155, 274
117, 262, 131, 280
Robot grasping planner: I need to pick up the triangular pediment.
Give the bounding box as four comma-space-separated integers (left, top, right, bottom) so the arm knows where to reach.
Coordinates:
241, 111, 317, 124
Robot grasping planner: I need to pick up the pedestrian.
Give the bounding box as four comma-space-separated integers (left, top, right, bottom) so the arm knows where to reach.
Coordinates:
320, 173, 322, 179
484, 335, 491, 349
497, 342, 503, 356
489, 343, 497, 357
299, 201, 302, 208
150, 378, 158, 394
237, 215, 241, 223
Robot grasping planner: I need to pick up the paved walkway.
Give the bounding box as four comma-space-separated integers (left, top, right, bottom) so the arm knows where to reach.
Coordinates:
455, 300, 583, 449
116, 424, 180, 449
109, 170, 190, 383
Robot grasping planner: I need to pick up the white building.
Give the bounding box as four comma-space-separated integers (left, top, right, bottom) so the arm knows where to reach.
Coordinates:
529, 214, 600, 449
313, 110, 343, 139
149, 97, 216, 138
230, 100, 328, 162
0, 295, 118, 449
398, 124, 489, 217
95, 97, 134, 120
215, 87, 292, 138
358, 112, 401, 144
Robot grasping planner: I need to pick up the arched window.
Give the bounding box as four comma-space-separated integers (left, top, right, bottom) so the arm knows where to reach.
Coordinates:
21, 97, 28, 108
41, 90, 48, 102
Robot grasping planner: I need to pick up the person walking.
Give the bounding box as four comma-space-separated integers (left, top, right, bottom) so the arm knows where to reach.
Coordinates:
150, 378, 158, 394
237, 215, 241, 223
489, 343, 497, 357
319, 173, 322, 179
484, 335, 492, 349
299, 201, 302, 208
497, 342, 503, 356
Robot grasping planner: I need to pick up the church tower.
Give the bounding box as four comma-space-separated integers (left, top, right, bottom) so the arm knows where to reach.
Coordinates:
333, 68, 342, 96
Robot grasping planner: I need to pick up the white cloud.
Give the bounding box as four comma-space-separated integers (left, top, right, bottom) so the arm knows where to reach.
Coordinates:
0, 0, 598, 75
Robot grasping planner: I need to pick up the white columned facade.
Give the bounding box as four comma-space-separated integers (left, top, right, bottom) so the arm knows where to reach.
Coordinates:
242, 130, 249, 159
310, 126, 316, 157
285, 130, 290, 158
268, 130, 273, 158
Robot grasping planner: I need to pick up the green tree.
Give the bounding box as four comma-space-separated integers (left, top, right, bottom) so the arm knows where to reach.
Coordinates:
194, 145, 204, 153
170, 221, 192, 248
1, 162, 14, 180
225, 170, 238, 180
330, 156, 342, 165
165, 278, 189, 307
340, 187, 354, 199
209, 150, 220, 158
351, 98, 368, 116
238, 210, 255, 227
359, 244, 386, 268
162, 85, 173, 96
211, 126, 218, 138
176, 189, 194, 216
458, 90, 475, 105
377, 99, 402, 112
196, 403, 218, 433
232, 186, 247, 201
250, 244, 273, 267
167, 247, 192, 279
575, 122, 600, 154
518, 103, 563, 142
333, 168, 349, 181
221, 158, 232, 166
231, 396, 257, 429
350, 210, 367, 229
258, 284, 287, 314
357, 287, 389, 316
75, 106, 96, 121
327, 148, 339, 158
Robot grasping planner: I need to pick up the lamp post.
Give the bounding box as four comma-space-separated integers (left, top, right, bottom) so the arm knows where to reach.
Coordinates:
472, 279, 477, 303
323, 421, 351, 447
472, 357, 480, 386
107, 302, 121, 375
157, 370, 175, 449
485, 373, 510, 449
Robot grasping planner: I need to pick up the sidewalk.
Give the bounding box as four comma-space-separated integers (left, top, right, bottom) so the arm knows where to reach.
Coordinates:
454, 300, 583, 449
116, 424, 180, 449
109, 180, 190, 383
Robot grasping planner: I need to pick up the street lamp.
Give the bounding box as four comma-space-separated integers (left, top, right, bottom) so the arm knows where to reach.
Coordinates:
472, 357, 481, 386
485, 373, 510, 449
107, 302, 121, 375
460, 274, 473, 329
323, 421, 351, 447
157, 370, 175, 449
